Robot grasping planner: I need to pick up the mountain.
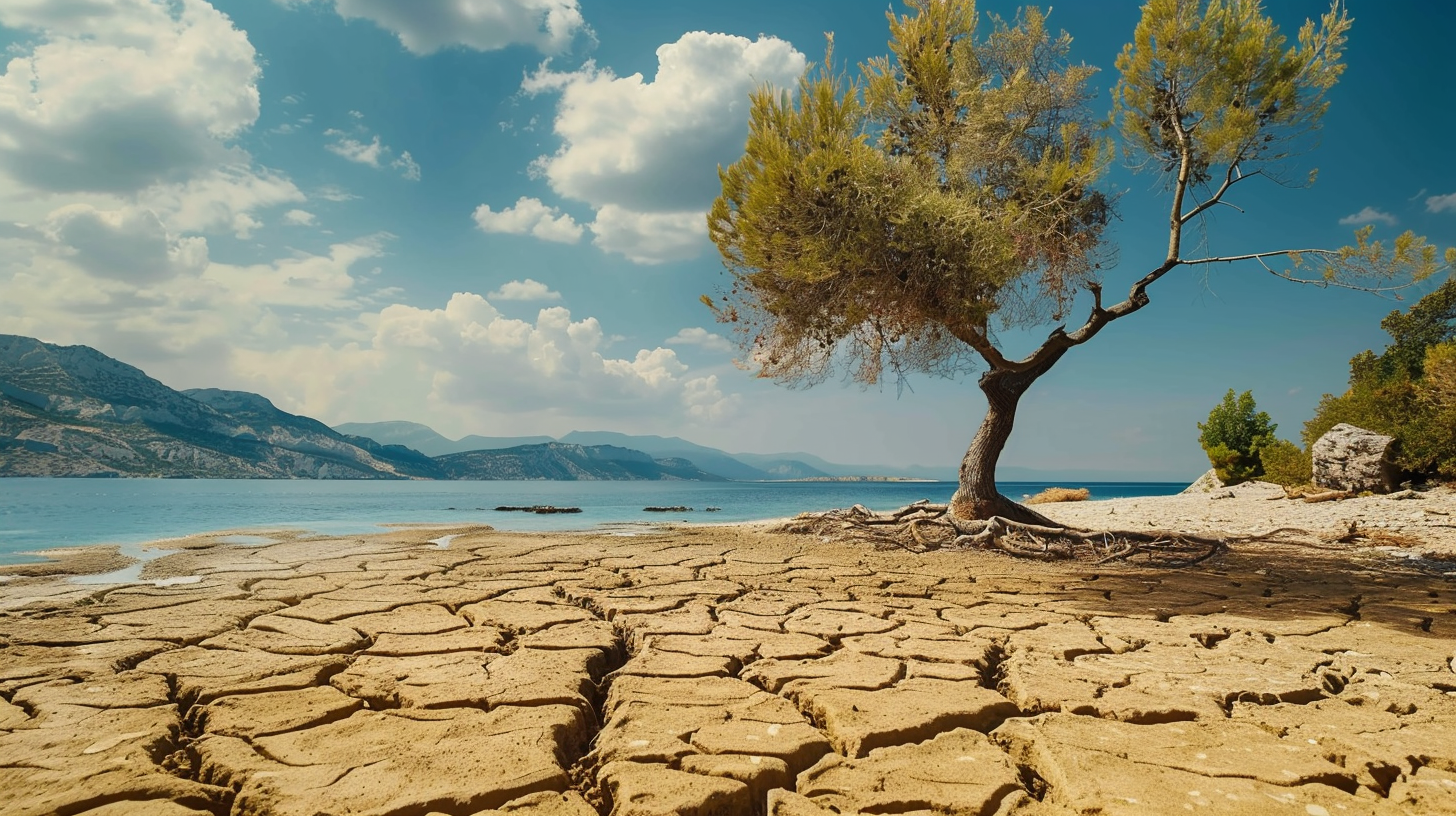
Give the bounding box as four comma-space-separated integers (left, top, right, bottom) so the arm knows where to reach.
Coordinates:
0, 335, 435, 479
332, 421, 552, 457
434, 443, 726, 481
557, 431, 776, 481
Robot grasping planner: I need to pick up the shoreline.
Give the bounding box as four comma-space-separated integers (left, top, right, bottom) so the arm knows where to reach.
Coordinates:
6, 481, 1456, 584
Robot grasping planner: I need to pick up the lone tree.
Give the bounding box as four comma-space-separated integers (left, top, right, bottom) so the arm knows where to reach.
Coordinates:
709, 0, 1452, 524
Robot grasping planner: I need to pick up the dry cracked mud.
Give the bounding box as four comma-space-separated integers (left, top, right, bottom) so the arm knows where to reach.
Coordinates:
0, 523, 1454, 815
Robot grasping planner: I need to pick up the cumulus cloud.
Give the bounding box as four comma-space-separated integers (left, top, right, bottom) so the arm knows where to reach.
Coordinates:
43, 204, 209, 284
282, 0, 589, 55
139, 164, 304, 237
1338, 206, 1397, 227
522, 32, 805, 263
666, 327, 733, 353
0, 225, 386, 386
489, 279, 562, 301
0, 1, 304, 243
1427, 192, 1456, 214
589, 206, 705, 264
228, 292, 732, 429
282, 209, 317, 226
473, 197, 583, 243
0, 0, 261, 196
682, 375, 740, 421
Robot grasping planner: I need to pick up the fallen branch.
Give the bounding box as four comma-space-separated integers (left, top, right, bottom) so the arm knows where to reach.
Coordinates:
1303, 489, 1352, 504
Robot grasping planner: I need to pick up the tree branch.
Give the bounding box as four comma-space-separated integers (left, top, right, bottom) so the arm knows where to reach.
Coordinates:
1180, 248, 1338, 265
1180, 164, 1261, 225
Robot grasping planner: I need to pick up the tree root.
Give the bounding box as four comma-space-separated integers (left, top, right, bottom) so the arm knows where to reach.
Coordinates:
777, 500, 1372, 567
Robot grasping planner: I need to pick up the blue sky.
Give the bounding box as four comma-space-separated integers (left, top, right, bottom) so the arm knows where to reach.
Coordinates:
0, 0, 1451, 478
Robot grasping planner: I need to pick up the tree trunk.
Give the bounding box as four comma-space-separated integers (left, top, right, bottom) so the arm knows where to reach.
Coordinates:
949, 365, 1060, 525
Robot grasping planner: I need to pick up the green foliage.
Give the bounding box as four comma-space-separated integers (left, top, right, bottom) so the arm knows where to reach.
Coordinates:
1259, 438, 1311, 487
1113, 0, 1350, 185
1198, 389, 1276, 484
1303, 277, 1456, 477
709, 1, 1113, 385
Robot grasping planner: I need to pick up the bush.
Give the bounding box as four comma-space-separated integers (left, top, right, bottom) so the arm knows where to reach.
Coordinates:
1259, 438, 1311, 487
1024, 487, 1091, 504
1302, 276, 1456, 479
1198, 389, 1276, 485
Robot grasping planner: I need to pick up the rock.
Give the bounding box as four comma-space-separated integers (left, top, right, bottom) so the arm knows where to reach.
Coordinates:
1312, 423, 1400, 494
1181, 469, 1225, 494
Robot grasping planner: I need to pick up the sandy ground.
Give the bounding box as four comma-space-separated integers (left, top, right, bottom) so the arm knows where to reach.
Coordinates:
0, 490, 1453, 815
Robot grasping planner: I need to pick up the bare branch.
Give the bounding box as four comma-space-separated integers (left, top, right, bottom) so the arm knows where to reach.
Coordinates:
1180, 248, 1339, 265
1180, 165, 1261, 224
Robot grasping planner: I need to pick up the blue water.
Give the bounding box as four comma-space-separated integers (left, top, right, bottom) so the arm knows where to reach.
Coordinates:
0, 479, 1187, 563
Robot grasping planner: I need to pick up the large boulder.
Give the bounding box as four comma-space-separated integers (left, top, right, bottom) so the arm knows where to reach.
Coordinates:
1311, 423, 1400, 494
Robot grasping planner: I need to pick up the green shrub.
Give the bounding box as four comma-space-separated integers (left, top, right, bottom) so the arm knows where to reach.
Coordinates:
1198, 389, 1276, 485
1259, 438, 1311, 487
1304, 340, 1456, 480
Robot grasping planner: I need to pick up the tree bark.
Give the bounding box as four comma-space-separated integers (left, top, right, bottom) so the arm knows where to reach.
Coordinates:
950, 364, 1062, 525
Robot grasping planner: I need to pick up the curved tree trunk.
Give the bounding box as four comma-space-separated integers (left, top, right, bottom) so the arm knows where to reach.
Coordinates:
949, 365, 1061, 525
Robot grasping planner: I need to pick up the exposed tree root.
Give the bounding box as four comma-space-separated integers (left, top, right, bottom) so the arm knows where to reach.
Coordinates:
777, 500, 1376, 567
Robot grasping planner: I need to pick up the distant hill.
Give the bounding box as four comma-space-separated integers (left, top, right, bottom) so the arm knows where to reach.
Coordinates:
557, 431, 781, 481
332, 421, 552, 457
435, 443, 726, 481
0, 335, 436, 479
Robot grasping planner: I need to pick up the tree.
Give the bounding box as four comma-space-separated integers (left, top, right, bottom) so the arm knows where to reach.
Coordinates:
1197, 389, 1275, 485
708, 0, 1453, 524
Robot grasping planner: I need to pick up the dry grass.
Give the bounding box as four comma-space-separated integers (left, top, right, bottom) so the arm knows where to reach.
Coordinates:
1024, 486, 1092, 505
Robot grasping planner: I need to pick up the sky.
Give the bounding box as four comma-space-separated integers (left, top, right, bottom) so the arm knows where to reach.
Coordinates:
0, 0, 1452, 479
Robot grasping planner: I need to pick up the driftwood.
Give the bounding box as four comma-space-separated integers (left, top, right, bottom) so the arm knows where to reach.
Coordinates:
1302, 489, 1352, 504
777, 500, 1380, 567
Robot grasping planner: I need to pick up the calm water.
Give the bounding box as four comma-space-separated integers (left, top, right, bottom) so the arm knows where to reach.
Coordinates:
0, 478, 1187, 563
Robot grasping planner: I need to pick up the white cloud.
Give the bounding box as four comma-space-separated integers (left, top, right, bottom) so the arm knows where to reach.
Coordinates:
282, 0, 589, 55
325, 121, 419, 180
283, 209, 317, 226
473, 197, 583, 243
392, 151, 421, 181
326, 132, 386, 166
682, 375, 740, 421
0, 0, 261, 196
666, 327, 733, 353
1427, 192, 1456, 214
43, 204, 209, 284
489, 279, 562, 301
1338, 206, 1397, 227
139, 164, 304, 236
228, 292, 732, 429
0, 225, 386, 387
523, 32, 805, 263
589, 206, 705, 264
0, 1, 303, 243
315, 185, 360, 202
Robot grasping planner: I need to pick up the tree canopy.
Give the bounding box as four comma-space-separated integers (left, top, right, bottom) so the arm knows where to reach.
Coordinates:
708, 0, 1454, 522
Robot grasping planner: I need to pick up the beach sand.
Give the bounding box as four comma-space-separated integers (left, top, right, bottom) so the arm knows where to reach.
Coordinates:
1, 488, 1454, 815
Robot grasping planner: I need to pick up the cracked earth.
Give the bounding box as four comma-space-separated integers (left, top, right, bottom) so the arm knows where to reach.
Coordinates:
1, 523, 1454, 815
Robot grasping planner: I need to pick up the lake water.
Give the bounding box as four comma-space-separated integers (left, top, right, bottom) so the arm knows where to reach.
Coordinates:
0, 478, 1188, 563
